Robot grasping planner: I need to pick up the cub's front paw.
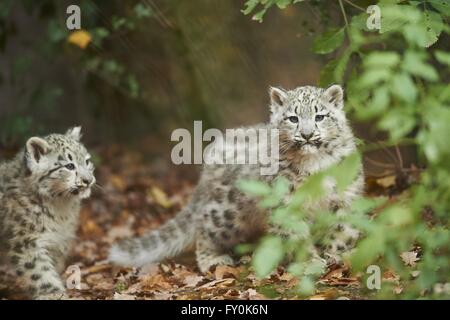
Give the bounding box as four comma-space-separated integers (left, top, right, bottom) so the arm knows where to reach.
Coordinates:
198, 254, 235, 273
35, 292, 70, 300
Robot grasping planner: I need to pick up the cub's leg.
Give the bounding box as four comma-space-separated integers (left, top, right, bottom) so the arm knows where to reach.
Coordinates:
9, 241, 66, 299
322, 222, 360, 265
195, 231, 235, 273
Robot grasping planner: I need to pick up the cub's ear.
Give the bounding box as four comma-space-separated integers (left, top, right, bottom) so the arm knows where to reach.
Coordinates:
66, 126, 82, 141
322, 84, 344, 109
26, 137, 51, 164
269, 86, 288, 108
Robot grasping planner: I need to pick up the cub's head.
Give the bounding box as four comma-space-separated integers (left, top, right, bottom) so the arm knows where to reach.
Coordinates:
269, 84, 349, 155
24, 127, 95, 199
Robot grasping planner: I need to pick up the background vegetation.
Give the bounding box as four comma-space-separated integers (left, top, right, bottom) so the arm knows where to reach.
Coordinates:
0, 0, 448, 299
242, 0, 449, 299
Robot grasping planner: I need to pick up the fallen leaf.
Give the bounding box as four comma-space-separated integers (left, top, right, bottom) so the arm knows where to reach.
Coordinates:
81, 263, 112, 275
68, 30, 92, 49
382, 270, 400, 282
410, 270, 420, 278
400, 251, 419, 267
140, 274, 172, 291
239, 288, 268, 300
184, 275, 204, 287
376, 175, 396, 188
393, 286, 403, 295
214, 265, 243, 280
309, 294, 327, 300
198, 278, 235, 289
110, 174, 127, 192
113, 292, 136, 300
149, 186, 172, 208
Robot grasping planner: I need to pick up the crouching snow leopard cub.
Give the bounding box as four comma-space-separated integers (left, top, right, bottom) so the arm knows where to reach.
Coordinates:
0, 127, 95, 299
110, 85, 364, 272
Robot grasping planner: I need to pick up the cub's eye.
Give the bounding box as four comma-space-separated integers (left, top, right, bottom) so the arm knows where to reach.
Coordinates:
86, 159, 90, 166
315, 115, 325, 122
65, 163, 75, 170
288, 116, 298, 123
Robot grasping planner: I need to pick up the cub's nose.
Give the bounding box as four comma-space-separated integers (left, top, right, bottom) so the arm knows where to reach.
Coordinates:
301, 133, 313, 141
82, 178, 93, 186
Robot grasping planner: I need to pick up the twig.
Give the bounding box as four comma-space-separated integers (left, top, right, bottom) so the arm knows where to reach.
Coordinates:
395, 145, 404, 170
364, 156, 397, 169
377, 143, 400, 166
361, 138, 416, 153
338, 0, 349, 28
343, 0, 366, 12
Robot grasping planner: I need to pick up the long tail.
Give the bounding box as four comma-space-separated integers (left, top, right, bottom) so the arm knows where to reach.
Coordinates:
109, 206, 196, 267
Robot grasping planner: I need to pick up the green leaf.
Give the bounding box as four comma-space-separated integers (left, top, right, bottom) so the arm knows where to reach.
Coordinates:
237, 179, 271, 196
287, 262, 305, 276
435, 50, 450, 66
271, 208, 310, 238
319, 59, 339, 87
350, 229, 385, 271
253, 236, 284, 278
379, 109, 416, 140
402, 51, 438, 81
275, 0, 291, 9
304, 258, 326, 276
359, 69, 392, 88
379, 205, 413, 226
419, 106, 450, 163
327, 152, 362, 193
134, 3, 153, 18
360, 86, 390, 120
273, 176, 290, 199
365, 52, 400, 68
312, 28, 345, 55
334, 51, 351, 82
428, 0, 450, 16
380, 4, 416, 34
252, 8, 268, 22
47, 20, 67, 43
403, 24, 429, 47
298, 276, 315, 295
351, 197, 386, 214
390, 72, 417, 103
127, 74, 140, 98
291, 173, 326, 205
242, 0, 260, 15
422, 10, 443, 47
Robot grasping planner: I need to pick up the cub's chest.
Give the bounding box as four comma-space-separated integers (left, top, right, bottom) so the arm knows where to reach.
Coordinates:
39, 201, 80, 247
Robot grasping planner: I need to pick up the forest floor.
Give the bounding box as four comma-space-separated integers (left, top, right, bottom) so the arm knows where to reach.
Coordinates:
3, 143, 416, 300
59, 143, 418, 300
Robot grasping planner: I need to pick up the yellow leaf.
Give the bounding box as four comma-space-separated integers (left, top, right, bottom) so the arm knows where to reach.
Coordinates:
68, 30, 92, 49
149, 186, 171, 208
376, 175, 396, 188
110, 174, 126, 192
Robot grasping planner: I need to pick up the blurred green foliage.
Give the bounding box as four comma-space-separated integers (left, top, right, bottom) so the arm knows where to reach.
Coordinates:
1, 0, 237, 146
0, 0, 148, 145
242, 0, 449, 299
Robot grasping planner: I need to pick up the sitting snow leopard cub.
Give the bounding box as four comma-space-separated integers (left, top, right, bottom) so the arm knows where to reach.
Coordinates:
110, 85, 364, 272
0, 127, 95, 299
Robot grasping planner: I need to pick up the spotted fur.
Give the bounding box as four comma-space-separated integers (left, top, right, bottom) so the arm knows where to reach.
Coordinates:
109, 85, 364, 272
0, 127, 95, 299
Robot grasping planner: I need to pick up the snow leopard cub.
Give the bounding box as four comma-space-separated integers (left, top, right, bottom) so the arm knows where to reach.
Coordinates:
110, 85, 364, 272
0, 127, 95, 299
